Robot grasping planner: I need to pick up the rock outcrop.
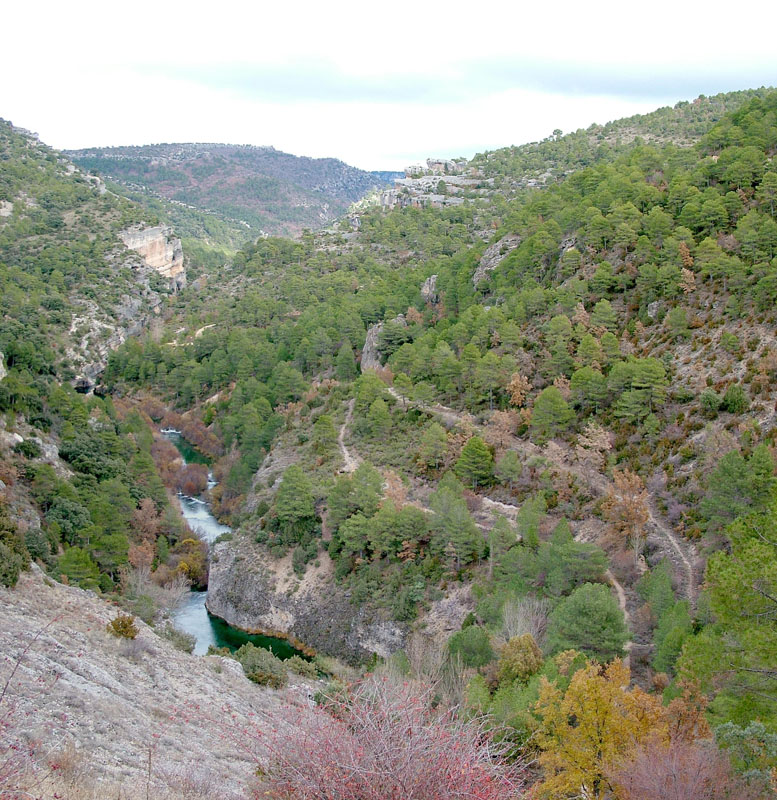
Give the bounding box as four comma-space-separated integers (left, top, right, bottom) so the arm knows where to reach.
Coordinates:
120, 225, 186, 290
360, 321, 385, 371
472, 233, 522, 285
360, 314, 407, 372
207, 537, 406, 664
420, 274, 439, 304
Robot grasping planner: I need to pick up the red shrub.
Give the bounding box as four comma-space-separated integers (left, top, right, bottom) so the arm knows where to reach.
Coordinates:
244, 678, 525, 800
610, 739, 763, 800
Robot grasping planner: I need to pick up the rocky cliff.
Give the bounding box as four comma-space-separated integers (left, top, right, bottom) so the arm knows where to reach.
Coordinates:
207, 536, 405, 664
472, 233, 522, 285
120, 225, 186, 290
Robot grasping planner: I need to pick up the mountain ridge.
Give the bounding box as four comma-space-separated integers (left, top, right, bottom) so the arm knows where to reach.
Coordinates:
66, 142, 402, 241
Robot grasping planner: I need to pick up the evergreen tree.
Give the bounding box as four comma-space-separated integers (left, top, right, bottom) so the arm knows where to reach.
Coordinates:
455, 436, 494, 488
546, 582, 629, 662
335, 342, 357, 381
495, 450, 521, 489
531, 386, 573, 442
274, 465, 316, 544
417, 422, 448, 471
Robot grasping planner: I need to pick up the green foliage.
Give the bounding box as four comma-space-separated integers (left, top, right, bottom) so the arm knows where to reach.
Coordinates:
722, 383, 749, 413
498, 634, 544, 685
107, 613, 139, 640
448, 625, 495, 668
159, 623, 196, 653
417, 422, 448, 471
233, 642, 288, 688
546, 583, 629, 662
286, 654, 318, 678
530, 387, 572, 442
454, 436, 493, 488
653, 599, 692, 674
715, 721, 777, 785
273, 465, 316, 545
702, 444, 776, 531
56, 547, 100, 589
0, 503, 29, 587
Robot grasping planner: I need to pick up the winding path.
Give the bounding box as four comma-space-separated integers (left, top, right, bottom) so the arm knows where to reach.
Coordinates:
383, 382, 698, 607
338, 398, 360, 473
337, 390, 632, 659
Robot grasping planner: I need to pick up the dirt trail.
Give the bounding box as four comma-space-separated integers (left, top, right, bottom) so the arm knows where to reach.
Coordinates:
647, 499, 695, 604
385, 383, 698, 608
338, 398, 360, 473
347, 385, 637, 660
195, 323, 216, 338
605, 567, 631, 668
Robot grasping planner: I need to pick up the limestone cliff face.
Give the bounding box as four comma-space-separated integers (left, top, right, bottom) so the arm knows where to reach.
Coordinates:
472, 233, 522, 286
207, 536, 406, 664
360, 314, 407, 372
120, 225, 186, 290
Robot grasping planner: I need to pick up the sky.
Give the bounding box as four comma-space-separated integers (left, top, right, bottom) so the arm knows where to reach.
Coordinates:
3, 0, 776, 170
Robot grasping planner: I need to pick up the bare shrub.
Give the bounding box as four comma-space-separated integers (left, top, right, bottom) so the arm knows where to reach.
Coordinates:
246, 677, 525, 800
405, 634, 470, 707
610, 739, 763, 800
501, 596, 550, 648
176, 464, 209, 496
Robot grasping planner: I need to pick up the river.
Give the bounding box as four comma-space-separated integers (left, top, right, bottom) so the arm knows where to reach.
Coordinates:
162, 430, 302, 659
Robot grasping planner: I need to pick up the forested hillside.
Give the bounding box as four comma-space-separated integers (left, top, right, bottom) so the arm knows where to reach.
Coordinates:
0, 120, 177, 386
67, 142, 400, 244
2, 89, 777, 797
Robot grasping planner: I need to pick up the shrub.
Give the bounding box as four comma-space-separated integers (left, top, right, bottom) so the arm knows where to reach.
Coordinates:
13, 439, 41, 459
447, 625, 495, 668
251, 677, 525, 799
498, 634, 544, 685
107, 613, 139, 640
722, 383, 748, 413
234, 643, 288, 688
285, 654, 318, 678
159, 622, 196, 654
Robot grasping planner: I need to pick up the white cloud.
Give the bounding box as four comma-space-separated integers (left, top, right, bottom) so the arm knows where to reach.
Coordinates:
3, 0, 776, 168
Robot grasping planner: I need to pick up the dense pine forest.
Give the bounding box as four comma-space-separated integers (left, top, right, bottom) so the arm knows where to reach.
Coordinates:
2, 90, 777, 798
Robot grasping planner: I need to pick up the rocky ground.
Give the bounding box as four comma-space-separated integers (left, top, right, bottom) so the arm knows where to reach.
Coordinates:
0, 567, 317, 799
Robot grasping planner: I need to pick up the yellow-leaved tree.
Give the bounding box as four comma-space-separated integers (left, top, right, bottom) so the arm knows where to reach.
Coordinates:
533, 659, 667, 799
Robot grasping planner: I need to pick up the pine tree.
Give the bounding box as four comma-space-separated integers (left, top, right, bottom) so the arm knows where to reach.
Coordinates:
546, 582, 630, 662
455, 436, 494, 488
275, 465, 316, 543
417, 422, 448, 471
530, 386, 573, 442
335, 342, 357, 380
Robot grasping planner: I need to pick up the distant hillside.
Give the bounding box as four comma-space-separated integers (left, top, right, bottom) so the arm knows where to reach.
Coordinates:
67, 143, 402, 240
472, 88, 775, 187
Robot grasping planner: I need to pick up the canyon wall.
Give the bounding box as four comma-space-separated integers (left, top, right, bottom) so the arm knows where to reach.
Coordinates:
120, 225, 186, 290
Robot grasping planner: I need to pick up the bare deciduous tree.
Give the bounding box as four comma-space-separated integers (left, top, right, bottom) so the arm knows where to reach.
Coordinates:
610, 739, 763, 800
603, 469, 649, 565
501, 596, 550, 648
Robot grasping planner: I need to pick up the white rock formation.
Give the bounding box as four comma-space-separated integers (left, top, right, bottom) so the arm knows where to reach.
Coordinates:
120, 225, 186, 290
473, 233, 522, 285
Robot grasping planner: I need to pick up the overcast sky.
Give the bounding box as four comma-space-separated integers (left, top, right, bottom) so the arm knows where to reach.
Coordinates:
4, 0, 776, 170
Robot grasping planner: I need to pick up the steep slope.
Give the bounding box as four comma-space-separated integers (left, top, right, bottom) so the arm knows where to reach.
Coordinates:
0, 566, 307, 799
67, 142, 401, 239
471, 87, 774, 188
0, 120, 184, 388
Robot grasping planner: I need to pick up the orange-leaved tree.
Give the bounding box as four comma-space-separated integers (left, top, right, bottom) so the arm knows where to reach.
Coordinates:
533, 659, 667, 799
